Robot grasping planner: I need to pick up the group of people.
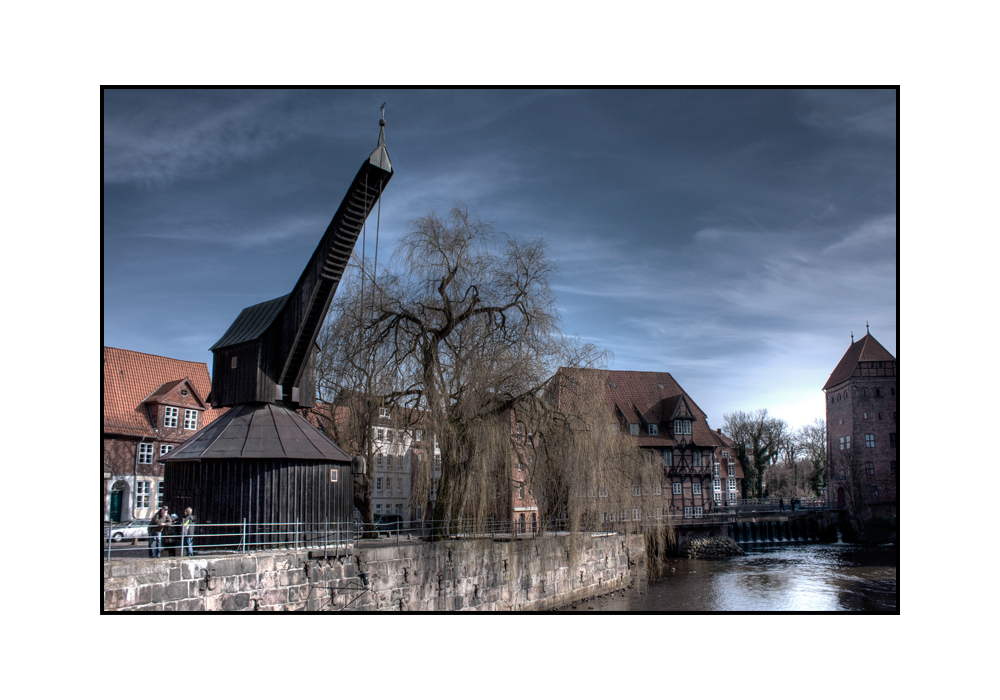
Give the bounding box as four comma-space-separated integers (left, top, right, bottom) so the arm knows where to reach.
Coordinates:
147, 506, 197, 558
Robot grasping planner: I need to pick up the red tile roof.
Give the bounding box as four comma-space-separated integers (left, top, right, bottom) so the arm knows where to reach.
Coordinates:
103, 347, 227, 438
822, 332, 897, 390
559, 368, 720, 448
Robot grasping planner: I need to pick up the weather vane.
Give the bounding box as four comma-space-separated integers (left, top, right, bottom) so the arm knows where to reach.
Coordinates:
380, 102, 386, 125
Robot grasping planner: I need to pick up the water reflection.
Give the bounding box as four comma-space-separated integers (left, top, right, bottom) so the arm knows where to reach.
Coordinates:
569, 543, 897, 612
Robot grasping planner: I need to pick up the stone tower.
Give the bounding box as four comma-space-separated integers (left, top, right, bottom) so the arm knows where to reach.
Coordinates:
823, 330, 898, 523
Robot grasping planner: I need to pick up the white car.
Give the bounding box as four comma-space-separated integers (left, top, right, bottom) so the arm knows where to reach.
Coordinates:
106, 519, 151, 542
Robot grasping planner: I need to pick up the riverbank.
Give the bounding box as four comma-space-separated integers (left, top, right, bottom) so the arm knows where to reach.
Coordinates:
563, 543, 897, 612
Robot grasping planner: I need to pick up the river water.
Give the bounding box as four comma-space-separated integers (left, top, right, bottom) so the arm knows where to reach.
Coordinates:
571, 543, 897, 612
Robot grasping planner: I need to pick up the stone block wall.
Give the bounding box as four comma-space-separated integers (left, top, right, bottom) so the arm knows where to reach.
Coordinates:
103, 532, 645, 612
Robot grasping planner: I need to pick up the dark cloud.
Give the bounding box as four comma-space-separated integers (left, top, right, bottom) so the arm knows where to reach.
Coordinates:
103, 88, 897, 429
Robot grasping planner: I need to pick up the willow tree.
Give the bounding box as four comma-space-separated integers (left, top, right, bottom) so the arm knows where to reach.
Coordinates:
319, 205, 670, 547
312, 260, 417, 532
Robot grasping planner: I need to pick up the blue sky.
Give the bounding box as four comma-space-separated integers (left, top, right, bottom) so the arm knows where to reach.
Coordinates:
103, 88, 897, 431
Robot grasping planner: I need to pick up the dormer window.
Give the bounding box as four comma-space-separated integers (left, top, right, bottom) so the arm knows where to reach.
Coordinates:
673, 419, 691, 435
648, 424, 658, 436
379, 407, 391, 419
184, 409, 198, 430
629, 423, 639, 436
163, 407, 178, 428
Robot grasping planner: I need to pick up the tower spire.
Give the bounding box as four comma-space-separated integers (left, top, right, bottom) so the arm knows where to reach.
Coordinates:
866, 321, 870, 335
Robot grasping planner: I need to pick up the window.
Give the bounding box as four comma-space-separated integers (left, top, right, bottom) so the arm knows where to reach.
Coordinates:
871, 485, 879, 499
653, 483, 661, 495
673, 482, 682, 495
379, 407, 390, 418
138, 443, 153, 464
654, 507, 662, 518
674, 419, 682, 434
434, 454, 441, 468
694, 506, 703, 519
376, 477, 383, 492
890, 433, 897, 448
684, 506, 693, 519
376, 428, 385, 441
633, 508, 640, 521
160, 444, 174, 456
629, 423, 639, 436
621, 510, 627, 522
863, 412, 868, 419
692, 482, 702, 495
662, 450, 672, 467
632, 485, 641, 497
865, 434, 875, 448
415, 430, 423, 442
136, 481, 151, 509
728, 478, 737, 491
648, 424, 658, 435
713, 463, 720, 477
865, 462, 875, 476
385, 478, 391, 493
728, 464, 735, 477
713, 478, 722, 492
375, 504, 382, 514
157, 481, 164, 507
860, 388, 866, 397
684, 420, 692, 434
874, 388, 881, 397
396, 504, 403, 515
722, 450, 730, 459
692, 450, 702, 467
846, 436, 851, 449
184, 409, 198, 430
163, 406, 178, 428
598, 486, 608, 498
877, 412, 882, 421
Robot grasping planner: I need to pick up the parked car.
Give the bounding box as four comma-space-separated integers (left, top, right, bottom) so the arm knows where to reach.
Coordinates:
105, 519, 151, 542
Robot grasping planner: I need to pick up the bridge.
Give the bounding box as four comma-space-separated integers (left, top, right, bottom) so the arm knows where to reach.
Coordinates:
668, 498, 840, 547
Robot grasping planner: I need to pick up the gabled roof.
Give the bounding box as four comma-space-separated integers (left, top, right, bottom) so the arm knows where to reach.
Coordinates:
161, 402, 352, 462
210, 294, 289, 351
104, 348, 227, 438
823, 332, 897, 390
143, 377, 208, 409
562, 368, 718, 448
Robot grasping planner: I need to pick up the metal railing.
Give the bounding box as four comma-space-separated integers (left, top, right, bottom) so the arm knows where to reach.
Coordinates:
102, 516, 654, 561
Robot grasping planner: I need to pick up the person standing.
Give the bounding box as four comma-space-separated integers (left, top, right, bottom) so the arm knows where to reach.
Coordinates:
181, 507, 196, 556
149, 506, 173, 557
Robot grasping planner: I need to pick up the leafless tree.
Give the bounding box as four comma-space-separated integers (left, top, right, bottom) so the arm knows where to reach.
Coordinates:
722, 409, 788, 498
797, 419, 828, 497
828, 445, 871, 539
317, 205, 672, 550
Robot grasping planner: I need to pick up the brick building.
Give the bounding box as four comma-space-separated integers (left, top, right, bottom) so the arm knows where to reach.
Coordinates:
103, 347, 227, 522
561, 368, 744, 519
823, 331, 898, 521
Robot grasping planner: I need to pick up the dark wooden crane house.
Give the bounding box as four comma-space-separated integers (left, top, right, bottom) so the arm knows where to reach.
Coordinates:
161, 119, 393, 546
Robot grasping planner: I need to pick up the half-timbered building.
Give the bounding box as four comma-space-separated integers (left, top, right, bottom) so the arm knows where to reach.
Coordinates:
561, 368, 744, 519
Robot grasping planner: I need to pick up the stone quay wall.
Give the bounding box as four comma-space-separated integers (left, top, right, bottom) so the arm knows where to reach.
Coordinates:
103, 532, 645, 611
